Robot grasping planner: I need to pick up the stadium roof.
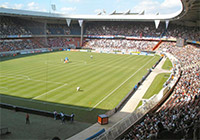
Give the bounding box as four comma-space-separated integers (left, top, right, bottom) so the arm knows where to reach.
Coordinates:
176, 0, 200, 25
0, 0, 199, 24
0, 7, 181, 21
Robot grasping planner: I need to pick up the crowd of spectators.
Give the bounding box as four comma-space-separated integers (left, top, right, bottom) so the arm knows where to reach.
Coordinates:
0, 16, 71, 36
85, 22, 165, 38
121, 43, 200, 140
34, 38, 68, 48
17, 20, 71, 35
0, 16, 32, 36
0, 37, 80, 52
84, 39, 157, 52
47, 38, 78, 48
165, 24, 200, 41
0, 39, 40, 52
160, 42, 200, 67
85, 22, 200, 41
1, 16, 199, 42
47, 24, 70, 35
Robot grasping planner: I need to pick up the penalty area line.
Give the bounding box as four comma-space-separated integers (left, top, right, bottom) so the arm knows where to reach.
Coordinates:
33, 84, 68, 99
0, 86, 8, 89
89, 56, 156, 111
0, 75, 64, 85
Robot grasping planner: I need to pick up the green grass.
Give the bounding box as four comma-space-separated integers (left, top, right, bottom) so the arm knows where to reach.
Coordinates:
162, 58, 172, 70
0, 51, 160, 123
142, 73, 170, 99
135, 100, 143, 109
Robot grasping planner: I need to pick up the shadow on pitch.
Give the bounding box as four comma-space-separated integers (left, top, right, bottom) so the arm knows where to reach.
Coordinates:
0, 94, 133, 124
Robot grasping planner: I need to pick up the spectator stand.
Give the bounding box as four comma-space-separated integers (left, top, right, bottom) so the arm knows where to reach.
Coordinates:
91, 54, 179, 140
119, 43, 200, 140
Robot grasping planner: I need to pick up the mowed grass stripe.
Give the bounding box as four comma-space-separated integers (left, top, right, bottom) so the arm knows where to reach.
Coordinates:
38, 54, 129, 103
0, 66, 49, 84
1, 52, 109, 99
0, 52, 67, 76
39, 58, 113, 83
14, 82, 56, 98
42, 53, 126, 85
0, 51, 160, 112
1, 53, 150, 102
33, 54, 143, 104
0, 74, 63, 87
97, 57, 159, 109
0, 77, 33, 92
0, 73, 64, 99
75, 66, 133, 108
91, 56, 157, 110
60, 54, 144, 88
0, 60, 46, 74
0, 53, 147, 96
2, 53, 142, 86
56, 61, 127, 105
15, 52, 120, 82
0, 75, 64, 89
33, 83, 68, 99
52, 56, 155, 107
1, 61, 71, 84
0, 52, 99, 99
3, 79, 51, 97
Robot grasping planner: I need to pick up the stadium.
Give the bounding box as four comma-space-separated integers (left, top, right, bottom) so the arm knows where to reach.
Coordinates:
0, 0, 199, 139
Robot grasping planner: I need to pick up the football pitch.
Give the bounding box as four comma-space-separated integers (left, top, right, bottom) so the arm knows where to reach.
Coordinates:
0, 51, 160, 123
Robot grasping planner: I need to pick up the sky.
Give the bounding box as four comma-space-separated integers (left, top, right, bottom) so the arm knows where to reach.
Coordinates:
0, 0, 182, 15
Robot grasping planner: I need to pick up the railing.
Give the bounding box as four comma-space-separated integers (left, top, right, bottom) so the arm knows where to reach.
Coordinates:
0, 47, 66, 58
94, 95, 160, 140
0, 103, 72, 121
0, 34, 81, 39
0, 127, 11, 135
105, 57, 160, 117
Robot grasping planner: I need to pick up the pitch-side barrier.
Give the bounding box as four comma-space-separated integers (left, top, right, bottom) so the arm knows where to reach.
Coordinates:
93, 53, 180, 140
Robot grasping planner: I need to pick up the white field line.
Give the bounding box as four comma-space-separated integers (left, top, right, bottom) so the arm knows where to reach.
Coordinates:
0, 75, 29, 80
0, 86, 8, 92
0, 73, 31, 80
0, 75, 64, 85
90, 56, 156, 111
0, 94, 90, 111
0, 86, 8, 89
33, 84, 68, 99
29, 79, 64, 85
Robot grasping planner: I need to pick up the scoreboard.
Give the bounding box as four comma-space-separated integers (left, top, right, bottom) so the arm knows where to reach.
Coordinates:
176, 38, 185, 47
